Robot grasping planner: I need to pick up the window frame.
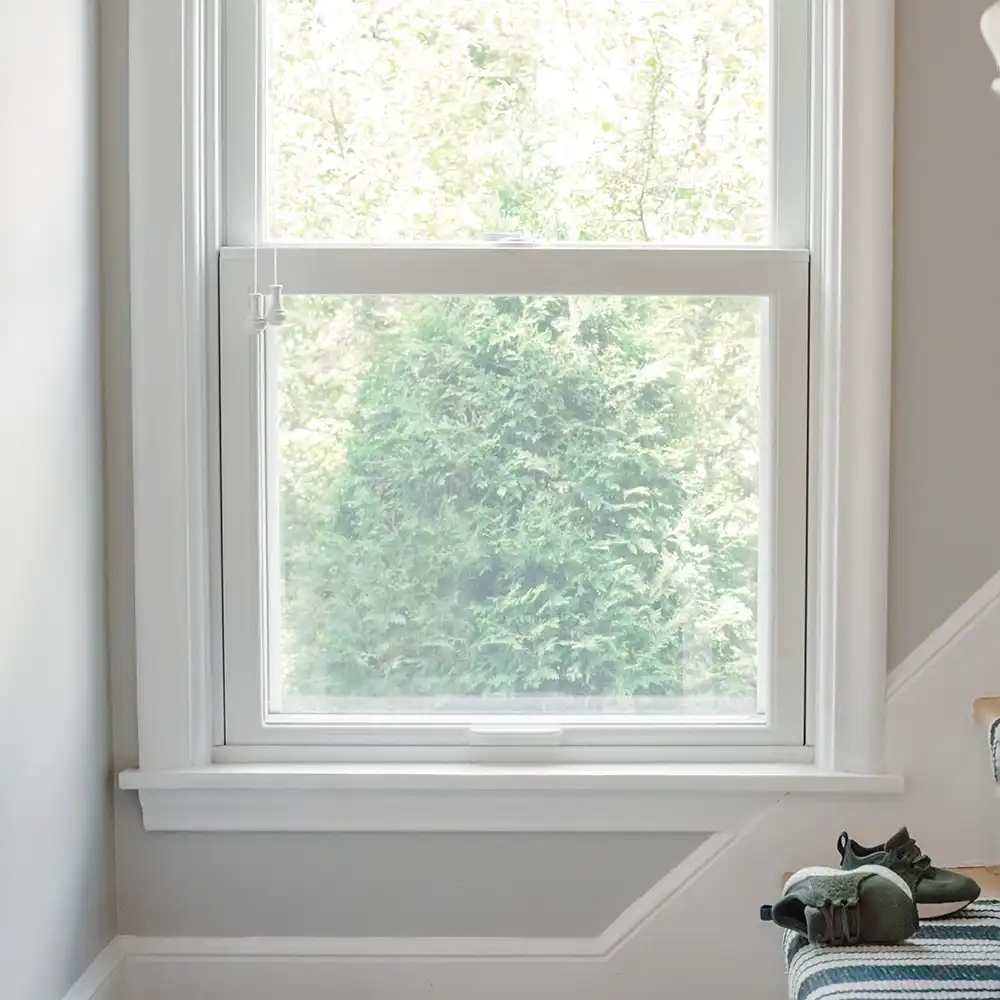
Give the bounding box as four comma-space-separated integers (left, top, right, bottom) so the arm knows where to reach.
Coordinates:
120, 0, 899, 831
218, 0, 812, 757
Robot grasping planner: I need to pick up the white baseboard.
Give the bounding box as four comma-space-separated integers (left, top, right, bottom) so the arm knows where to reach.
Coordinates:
108, 569, 1000, 1000
62, 940, 125, 1000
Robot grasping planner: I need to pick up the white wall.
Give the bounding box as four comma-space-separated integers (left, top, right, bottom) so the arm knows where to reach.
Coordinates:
103, 0, 1000, 946
0, 1, 116, 998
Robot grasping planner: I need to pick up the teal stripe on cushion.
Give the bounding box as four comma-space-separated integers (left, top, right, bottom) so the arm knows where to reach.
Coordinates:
913, 926, 1000, 940
800, 964, 1000, 986
817, 991, 1000, 1000
784, 901, 1000, 1000
795, 969, 1000, 1000
814, 992, 1000, 999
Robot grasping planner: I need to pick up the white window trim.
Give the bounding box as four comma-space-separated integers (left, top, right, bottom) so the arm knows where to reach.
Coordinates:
119, 0, 900, 831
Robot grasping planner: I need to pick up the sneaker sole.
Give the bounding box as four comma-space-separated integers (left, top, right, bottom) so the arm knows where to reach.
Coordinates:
917, 899, 974, 919
784, 864, 914, 900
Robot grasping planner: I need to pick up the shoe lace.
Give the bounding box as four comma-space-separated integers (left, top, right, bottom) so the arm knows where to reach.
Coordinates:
818, 899, 862, 946
894, 838, 932, 872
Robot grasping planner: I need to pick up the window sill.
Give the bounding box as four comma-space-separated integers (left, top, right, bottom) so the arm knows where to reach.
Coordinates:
119, 763, 904, 832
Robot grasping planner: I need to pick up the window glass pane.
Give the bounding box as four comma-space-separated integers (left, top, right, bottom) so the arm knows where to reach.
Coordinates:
266, 0, 770, 243
272, 294, 763, 717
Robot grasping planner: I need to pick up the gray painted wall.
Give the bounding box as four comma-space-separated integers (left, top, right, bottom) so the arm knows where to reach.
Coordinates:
0, 1, 116, 997
104, 0, 1000, 936
888, 0, 1000, 666
115, 805, 706, 937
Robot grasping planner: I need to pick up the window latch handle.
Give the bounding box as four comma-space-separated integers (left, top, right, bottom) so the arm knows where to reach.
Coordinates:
467, 726, 564, 747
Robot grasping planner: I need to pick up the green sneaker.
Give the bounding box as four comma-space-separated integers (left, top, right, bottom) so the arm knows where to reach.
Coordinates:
838, 827, 981, 919
760, 865, 918, 946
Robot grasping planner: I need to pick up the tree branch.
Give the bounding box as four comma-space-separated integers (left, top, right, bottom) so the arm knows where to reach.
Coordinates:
636, 22, 666, 242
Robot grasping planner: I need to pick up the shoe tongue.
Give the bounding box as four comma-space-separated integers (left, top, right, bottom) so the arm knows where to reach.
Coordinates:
885, 827, 911, 851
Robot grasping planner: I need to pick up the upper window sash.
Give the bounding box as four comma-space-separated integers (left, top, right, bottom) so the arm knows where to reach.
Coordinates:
221, 0, 812, 249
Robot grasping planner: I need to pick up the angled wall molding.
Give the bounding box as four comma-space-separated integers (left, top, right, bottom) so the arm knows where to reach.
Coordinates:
114, 832, 737, 963
887, 567, 1000, 699
60, 941, 124, 1000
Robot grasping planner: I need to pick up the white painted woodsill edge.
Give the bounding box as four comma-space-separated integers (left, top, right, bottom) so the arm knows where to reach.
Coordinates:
118, 763, 903, 832
120, 762, 901, 794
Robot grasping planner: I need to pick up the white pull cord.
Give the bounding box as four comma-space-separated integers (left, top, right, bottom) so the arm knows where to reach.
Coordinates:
249, 292, 268, 333
268, 247, 286, 328
247, 0, 285, 335
248, 0, 280, 333
248, 0, 262, 332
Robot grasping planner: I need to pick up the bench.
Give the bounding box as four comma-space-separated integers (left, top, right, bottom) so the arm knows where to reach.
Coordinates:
784, 899, 1000, 1000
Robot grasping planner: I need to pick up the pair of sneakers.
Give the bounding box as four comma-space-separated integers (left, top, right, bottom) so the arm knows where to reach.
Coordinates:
761, 826, 981, 947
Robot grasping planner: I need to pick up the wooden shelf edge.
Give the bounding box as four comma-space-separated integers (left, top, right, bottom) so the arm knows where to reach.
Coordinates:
973, 697, 1000, 728
957, 867, 1000, 896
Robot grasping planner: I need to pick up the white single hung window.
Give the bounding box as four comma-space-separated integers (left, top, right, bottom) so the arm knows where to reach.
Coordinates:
218, 0, 811, 758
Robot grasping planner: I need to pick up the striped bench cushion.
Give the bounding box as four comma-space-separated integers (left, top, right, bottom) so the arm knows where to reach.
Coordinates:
784, 900, 1000, 1000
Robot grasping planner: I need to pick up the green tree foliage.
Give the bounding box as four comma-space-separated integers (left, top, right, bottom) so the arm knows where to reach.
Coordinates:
268, 0, 767, 243
267, 0, 767, 712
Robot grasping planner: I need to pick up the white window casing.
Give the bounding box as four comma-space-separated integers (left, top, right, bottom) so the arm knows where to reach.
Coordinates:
120, 0, 900, 831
